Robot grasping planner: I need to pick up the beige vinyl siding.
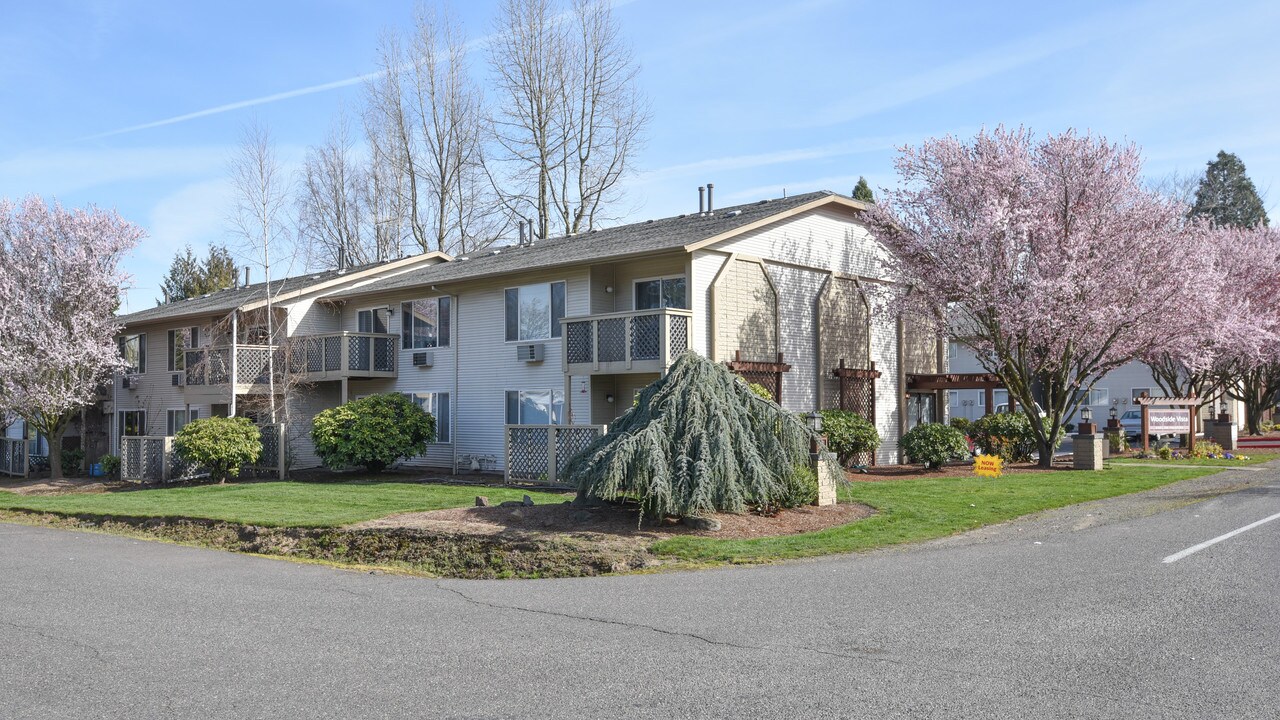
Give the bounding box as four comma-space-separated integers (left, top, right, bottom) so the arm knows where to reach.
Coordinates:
111, 320, 216, 449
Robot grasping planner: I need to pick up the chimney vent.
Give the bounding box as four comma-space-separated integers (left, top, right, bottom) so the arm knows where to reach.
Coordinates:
707, 183, 714, 214
337, 245, 347, 273
698, 186, 705, 215
242, 266, 250, 287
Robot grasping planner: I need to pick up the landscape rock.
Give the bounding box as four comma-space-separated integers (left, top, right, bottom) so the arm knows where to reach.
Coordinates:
681, 516, 722, 532
522, 494, 534, 507
475, 496, 490, 507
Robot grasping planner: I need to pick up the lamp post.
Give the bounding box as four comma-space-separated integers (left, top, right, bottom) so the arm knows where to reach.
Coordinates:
805, 411, 823, 455
1219, 399, 1230, 423
1079, 406, 1094, 435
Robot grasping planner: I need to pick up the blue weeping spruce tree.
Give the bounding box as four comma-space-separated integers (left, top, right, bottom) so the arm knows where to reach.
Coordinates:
563, 352, 833, 520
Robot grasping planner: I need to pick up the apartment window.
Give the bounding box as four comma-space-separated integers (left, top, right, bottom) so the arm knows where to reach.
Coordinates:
117, 410, 146, 441
948, 342, 959, 359
167, 327, 199, 372
634, 276, 687, 310
1087, 389, 1109, 406
119, 334, 146, 374
401, 298, 451, 349
403, 392, 450, 443
1131, 387, 1151, 403
357, 308, 389, 334
505, 390, 565, 425
947, 390, 960, 406
505, 282, 565, 341
166, 409, 199, 436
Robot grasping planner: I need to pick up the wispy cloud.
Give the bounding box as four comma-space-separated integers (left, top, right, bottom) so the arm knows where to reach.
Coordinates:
638, 134, 916, 184
76, 0, 649, 142
0, 145, 230, 197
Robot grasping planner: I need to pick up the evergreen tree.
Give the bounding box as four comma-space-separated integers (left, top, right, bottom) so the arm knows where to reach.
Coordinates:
1191, 151, 1269, 228
853, 176, 875, 203
156, 244, 241, 305
563, 352, 833, 520
157, 245, 203, 305
203, 244, 239, 291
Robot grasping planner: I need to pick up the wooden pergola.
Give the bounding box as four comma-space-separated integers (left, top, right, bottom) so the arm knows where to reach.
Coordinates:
905, 372, 1013, 415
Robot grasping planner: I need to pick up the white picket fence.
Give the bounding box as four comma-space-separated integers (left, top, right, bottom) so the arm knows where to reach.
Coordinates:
504, 424, 606, 486
0, 438, 28, 478
120, 424, 286, 483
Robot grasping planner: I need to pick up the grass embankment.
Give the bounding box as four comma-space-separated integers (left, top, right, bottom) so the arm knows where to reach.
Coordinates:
1110, 451, 1280, 467
0, 481, 568, 528
651, 466, 1218, 563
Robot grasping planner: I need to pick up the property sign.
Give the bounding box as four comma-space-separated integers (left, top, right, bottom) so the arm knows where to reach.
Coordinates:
974, 454, 1003, 478
1147, 409, 1192, 434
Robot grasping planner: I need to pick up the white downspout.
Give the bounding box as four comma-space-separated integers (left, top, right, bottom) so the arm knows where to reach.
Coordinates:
230, 311, 238, 417
450, 290, 460, 475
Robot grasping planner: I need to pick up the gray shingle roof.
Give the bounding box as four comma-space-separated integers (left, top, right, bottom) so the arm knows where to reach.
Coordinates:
329, 191, 849, 298
115, 259, 404, 327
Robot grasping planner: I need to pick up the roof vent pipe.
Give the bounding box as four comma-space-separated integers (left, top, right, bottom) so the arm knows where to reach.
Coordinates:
698, 186, 705, 215
518, 219, 526, 246
707, 183, 714, 214
337, 245, 347, 274
242, 266, 250, 287
525, 217, 535, 244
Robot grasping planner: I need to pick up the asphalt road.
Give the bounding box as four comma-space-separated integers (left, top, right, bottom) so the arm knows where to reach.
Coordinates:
2, 470, 1278, 720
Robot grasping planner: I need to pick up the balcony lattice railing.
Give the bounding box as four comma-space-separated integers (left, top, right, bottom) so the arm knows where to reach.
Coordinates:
184, 333, 396, 387
561, 308, 691, 374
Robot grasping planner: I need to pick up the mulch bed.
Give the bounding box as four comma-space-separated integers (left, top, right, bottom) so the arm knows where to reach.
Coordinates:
350, 499, 874, 540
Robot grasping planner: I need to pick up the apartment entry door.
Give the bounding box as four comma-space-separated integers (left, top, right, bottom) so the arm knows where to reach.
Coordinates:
905, 392, 937, 431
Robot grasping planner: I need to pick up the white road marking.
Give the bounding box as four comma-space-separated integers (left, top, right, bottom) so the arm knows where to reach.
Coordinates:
1162, 511, 1280, 564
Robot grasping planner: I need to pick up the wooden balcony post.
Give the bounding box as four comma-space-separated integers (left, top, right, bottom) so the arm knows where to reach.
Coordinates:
592, 319, 601, 372
659, 310, 670, 369
341, 332, 350, 374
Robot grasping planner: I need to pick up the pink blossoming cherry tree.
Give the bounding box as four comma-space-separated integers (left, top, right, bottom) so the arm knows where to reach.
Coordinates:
863, 127, 1207, 467
0, 197, 142, 479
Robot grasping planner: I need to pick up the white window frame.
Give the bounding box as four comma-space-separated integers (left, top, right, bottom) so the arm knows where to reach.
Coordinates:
166, 408, 199, 436
504, 281, 566, 342
505, 389, 565, 426
1131, 387, 1151, 403
948, 342, 959, 359
401, 297, 451, 349
357, 307, 390, 334
1086, 388, 1109, 407
117, 409, 147, 443
167, 327, 199, 372
632, 274, 688, 311
402, 392, 451, 443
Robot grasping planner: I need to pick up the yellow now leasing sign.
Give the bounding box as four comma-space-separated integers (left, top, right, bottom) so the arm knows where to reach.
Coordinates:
974, 454, 1003, 478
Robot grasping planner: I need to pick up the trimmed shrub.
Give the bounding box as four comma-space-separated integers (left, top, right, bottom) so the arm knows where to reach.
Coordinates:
779, 464, 819, 508
820, 410, 880, 466
948, 417, 972, 435
899, 423, 969, 469
174, 417, 263, 483
1108, 431, 1129, 454
60, 448, 85, 476
968, 412, 1041, 463
311, 393, 435, 473
746, 382, 774, 401
100, 454, 120, 480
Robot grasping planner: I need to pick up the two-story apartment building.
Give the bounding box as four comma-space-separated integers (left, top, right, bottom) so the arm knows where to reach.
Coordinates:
108, 190, 946, 473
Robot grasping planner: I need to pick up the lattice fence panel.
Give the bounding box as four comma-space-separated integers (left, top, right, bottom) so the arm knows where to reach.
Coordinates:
506, 427, 550, 481
324, 337, 341, 371
0, 438, 27, 477
348, 336, 371, 371
597, 318, 626, 363
304, 338, 324, 373
835, 368, 880, 466
238, 348, 271, 384
555, 427, 602, 476
566, 321, 594, 364
209, 349, 231, 384
185, 350, 206, 385
373, 337, 395, 372
669, 315, 689, 355
631, 314, 660, 361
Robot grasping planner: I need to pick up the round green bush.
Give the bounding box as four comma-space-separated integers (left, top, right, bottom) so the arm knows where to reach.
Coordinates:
311, 393, 435, 473
968, 412, 1058, 463
820, 410, 880, 466
949, 416, 972, 434
778, 464, 819, 508
899, 422, 969, 469
174, 416, 263, 483
100, 454, 121, 480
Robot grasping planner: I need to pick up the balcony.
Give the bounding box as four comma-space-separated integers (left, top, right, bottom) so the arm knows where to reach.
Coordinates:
561, 308, 692, 375
184, 332, 397, 391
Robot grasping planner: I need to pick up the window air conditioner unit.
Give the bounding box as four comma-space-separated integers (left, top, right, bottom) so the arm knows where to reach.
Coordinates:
171, 373, 185, 387
411, 351, 434, 368
516, 343, 545, 362
122, 374, 139, 390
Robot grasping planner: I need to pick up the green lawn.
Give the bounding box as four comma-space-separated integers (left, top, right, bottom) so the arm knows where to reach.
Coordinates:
651, 466, 1217, 563
1110, 452, 1280, 467
0, 481, 570, 528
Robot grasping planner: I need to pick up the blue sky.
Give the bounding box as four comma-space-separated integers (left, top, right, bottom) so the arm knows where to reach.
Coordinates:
3, 0, 1278, 312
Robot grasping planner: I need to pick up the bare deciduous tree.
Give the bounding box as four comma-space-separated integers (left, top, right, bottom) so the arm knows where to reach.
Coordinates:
298, 112, 370, 267
363, 7, 499, 256
228, 120, 292, 423
488, 0, 646, 239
